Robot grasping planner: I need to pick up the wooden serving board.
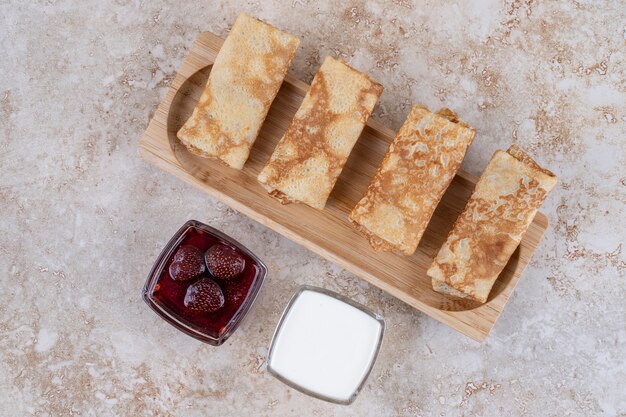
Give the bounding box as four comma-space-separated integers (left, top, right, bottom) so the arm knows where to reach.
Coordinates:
138, 32, 549, 341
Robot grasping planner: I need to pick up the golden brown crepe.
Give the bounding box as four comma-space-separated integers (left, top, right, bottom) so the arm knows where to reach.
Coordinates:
257, 56, 383, 209
349, 105, 475, 255
177, 13, 300, 169
428, 145, 557, 303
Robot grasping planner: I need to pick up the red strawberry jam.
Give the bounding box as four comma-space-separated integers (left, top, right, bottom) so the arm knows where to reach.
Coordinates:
143, 221, 267, 345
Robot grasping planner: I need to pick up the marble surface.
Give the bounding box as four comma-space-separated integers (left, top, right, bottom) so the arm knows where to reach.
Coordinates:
1, 1, 624, 416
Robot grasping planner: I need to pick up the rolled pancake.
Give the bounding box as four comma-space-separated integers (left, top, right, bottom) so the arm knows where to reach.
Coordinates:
257, 56, 383, 209
349, 105, 475, 255
428, 145, 557, 303
177, 13, 300, 169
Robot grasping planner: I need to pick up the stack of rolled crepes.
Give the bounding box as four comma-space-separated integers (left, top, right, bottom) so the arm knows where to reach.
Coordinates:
427, 145, 557, 303
258, 56, 383, 209
177, 12, 557, 305
177, 13, 300, 169
349, 105, 476, 255
349, 104, 556, 302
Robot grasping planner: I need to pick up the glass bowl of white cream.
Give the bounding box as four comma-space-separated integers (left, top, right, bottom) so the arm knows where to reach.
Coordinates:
266, 285, 385, 405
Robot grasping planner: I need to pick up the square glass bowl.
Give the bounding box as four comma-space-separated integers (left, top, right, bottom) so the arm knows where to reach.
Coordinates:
142, 220, 268, 346
266, 285, 385, 405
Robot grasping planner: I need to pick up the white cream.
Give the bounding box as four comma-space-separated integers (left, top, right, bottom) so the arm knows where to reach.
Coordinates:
268, 289, 383, 403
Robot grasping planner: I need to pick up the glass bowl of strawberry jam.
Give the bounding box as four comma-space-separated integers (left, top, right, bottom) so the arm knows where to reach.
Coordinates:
142, 220, 268, 346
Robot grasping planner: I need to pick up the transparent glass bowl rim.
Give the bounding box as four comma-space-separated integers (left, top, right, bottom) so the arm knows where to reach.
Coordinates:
142, 219, 268, 346
265, 285, 385, 405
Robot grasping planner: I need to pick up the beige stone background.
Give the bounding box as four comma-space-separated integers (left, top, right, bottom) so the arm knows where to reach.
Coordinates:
1, 1, 625, 416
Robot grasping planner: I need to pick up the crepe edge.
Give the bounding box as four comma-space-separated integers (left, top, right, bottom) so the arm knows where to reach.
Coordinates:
323, 56, 384, 97
257, 182, 327, 210
348, 215, 414, 256
177, 135, 245, 169
431, 278, 486, 302
236, 13, 301, 47
507, 144, 558, 184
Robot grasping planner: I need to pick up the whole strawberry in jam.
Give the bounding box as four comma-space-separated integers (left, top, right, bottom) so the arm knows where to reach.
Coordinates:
184, 278, 224, 313
169, 245, 206, 281
205, 244, 245, 280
